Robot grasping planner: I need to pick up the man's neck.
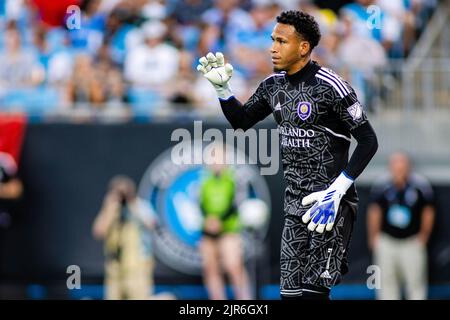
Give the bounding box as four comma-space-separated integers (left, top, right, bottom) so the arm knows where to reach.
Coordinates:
394, 179, 407, 190
286, 57, 311, 75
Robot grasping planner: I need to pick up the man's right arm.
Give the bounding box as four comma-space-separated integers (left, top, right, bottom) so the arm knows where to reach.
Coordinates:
92, 194, 119, 240
415, 176, 436, 244
197, 52, 272, 131
219, 84, 272, 131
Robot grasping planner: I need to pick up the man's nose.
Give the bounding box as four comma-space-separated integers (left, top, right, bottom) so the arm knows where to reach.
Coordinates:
270, 44, 277, 54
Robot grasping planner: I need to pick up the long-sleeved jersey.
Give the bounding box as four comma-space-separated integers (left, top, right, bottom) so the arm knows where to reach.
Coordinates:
219, 60, 378, 216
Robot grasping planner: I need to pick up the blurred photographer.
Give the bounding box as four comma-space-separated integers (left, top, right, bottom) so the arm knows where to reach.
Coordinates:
92, 175, 158, 300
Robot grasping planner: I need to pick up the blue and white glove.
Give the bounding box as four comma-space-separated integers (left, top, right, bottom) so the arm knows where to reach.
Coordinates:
301, 172, 354, 233
197, 52, 234, 100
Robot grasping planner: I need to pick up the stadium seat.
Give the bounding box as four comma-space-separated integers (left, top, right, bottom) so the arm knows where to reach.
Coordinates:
0, 87, 60, 117
127, 88, 163, 118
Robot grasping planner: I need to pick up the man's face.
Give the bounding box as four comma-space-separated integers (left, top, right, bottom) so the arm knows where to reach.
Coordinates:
145, 37, 162, 48
5, 29, 21, 52
389, 153, 410, 185
357, 0, 374, 7
270, 23, 310, 73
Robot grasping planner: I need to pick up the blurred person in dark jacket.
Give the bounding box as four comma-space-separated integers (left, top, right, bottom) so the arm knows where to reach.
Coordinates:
367, 152, 435, 300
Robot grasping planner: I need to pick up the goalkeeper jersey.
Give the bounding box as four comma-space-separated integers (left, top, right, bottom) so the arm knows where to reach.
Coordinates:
219, 60, 378, 216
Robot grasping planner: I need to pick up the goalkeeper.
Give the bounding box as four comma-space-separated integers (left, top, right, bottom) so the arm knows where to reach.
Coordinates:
197, 10, 378, 300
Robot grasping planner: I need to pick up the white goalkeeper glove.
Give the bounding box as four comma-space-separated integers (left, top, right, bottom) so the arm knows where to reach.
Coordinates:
301, 172, 354, 233
197, 52, 234, 100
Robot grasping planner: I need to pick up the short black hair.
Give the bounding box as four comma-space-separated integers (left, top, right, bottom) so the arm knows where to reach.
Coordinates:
276, 10, 321, 51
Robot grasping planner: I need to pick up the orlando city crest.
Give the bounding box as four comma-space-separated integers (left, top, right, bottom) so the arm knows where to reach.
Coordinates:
297, 101, 311, 121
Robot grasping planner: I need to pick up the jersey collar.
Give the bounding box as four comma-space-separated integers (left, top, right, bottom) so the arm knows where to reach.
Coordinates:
286, 60, 320, 85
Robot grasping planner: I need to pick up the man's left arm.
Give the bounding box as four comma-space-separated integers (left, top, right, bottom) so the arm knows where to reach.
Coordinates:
346, 121, 379, 179
302, 91, 378, 233
417, 179, 436, 245
418, 205, 435, 245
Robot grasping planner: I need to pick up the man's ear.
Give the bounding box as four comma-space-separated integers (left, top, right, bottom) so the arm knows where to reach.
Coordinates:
299, 40, 311, 57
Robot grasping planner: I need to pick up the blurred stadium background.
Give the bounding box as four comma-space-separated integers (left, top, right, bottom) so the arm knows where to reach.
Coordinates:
0, 0, 449, 300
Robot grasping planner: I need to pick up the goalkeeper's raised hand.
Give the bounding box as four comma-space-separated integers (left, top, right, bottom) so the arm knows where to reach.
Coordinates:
197, 52, 234, 100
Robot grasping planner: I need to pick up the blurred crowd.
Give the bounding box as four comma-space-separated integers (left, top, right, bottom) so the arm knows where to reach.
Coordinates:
0, 0, 437, 118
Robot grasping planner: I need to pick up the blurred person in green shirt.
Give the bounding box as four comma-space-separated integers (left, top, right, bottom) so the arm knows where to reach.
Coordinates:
199, 145, 251, 300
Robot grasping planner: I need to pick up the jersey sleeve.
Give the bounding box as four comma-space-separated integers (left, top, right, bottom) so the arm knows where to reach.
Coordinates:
320, 70, 378, 179
317, 67, 368, 130
220, 80, 272, 131
412, 174, 435, 206
332, 89, 368, 131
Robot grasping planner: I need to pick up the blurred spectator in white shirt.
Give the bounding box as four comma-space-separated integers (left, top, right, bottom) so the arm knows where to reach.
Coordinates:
45, 30, 74, 86
376, 0, 424, 56
0, 22, 44, 91
124, 21, 180, 89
